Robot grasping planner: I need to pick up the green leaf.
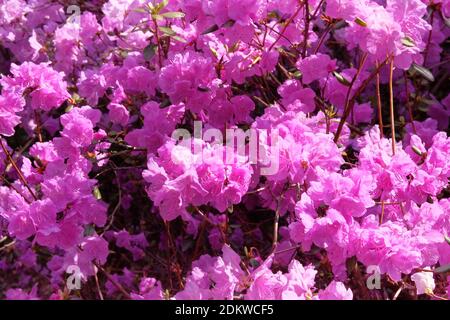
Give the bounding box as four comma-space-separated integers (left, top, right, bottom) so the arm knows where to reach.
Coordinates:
209, 46, 219, 58
332, 71, 351, 86
411, 146, 423, 156
354, 17, 367, 27
161, 11, 185, 19
159, 26, 176, 36
411, 63, 435, 82
143, 43, 157, 61
434, 264, 450, 273
202, 24, 219, 35
249, 258, 260, 268
401, 36, 416, 47
71, 92, 81, 102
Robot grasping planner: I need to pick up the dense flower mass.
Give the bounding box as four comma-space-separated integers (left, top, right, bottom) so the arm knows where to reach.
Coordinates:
0, 0, 449, 300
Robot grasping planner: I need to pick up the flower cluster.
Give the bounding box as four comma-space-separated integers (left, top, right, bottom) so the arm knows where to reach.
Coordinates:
0, 0, 449, 300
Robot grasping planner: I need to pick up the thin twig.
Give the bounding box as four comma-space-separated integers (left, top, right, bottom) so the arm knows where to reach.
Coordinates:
423, 9, 435, 67
0, 139, 38, 201
393, 285, 403, 300
0, 175, 31, 203
101, 163, 122, 234
152, 17, 163, 67
379, 200, 385, 225
334, 52, 368, 141
94, 266, 104, 300
0, 239, 16, 251
427, 293, 448, 300
34, 110, 43, 143
94, 262, 131, 299
274, 245, 301, 255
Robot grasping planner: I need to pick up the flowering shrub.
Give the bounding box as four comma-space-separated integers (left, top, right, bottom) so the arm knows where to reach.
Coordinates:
0, 0, 449, 300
